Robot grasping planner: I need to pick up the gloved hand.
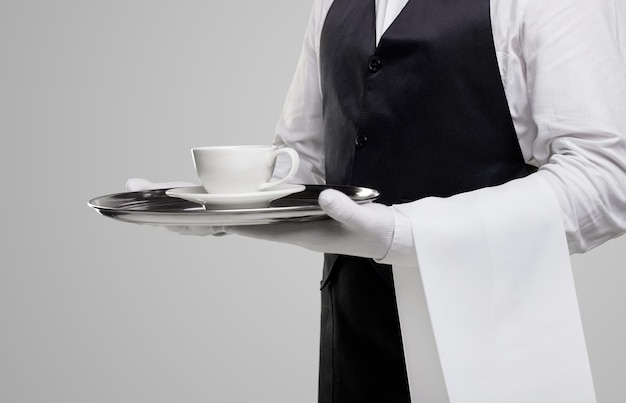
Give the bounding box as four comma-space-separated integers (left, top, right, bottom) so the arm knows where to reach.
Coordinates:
228, 189, 395, 259
126, 178, 226, 236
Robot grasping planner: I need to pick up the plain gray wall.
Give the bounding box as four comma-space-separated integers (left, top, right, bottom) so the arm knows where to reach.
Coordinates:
1, 1, 624, 402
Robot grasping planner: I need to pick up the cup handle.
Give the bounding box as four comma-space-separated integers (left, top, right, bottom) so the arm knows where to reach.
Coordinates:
258, 147, 300, 191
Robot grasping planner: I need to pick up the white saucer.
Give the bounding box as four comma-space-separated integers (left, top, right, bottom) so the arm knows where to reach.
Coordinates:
165, 184, 306, 208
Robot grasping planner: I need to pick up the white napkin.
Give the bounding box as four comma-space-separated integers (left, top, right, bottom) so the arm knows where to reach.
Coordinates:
393, 174, 596, 402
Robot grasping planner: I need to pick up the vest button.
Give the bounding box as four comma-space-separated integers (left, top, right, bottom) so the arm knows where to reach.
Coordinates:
355, 135, 368, 149
368, 56, 381, 72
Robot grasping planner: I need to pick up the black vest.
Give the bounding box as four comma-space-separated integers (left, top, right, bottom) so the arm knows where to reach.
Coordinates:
321, 0, 528, 205
318, 0, 528, 402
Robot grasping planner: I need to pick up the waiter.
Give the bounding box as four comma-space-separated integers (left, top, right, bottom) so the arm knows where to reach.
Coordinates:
131, 0, 626, 401
230, 0, 626, 401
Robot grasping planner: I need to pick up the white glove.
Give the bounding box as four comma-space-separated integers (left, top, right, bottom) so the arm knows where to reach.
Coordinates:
126, 178, 197, 192
228, 189, 395, 259
126, 178, 226, 237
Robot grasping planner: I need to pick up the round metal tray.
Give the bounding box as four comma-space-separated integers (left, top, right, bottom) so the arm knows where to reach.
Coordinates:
88, 185, 380, 226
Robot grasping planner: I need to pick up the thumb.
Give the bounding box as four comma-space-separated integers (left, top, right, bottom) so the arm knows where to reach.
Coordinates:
318, 189, 362, 225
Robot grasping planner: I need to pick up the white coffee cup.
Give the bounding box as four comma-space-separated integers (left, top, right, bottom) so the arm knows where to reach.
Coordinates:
191, 145, 300, 194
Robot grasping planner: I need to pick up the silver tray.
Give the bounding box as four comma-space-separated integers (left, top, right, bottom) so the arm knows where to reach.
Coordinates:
88, 185, 380, 226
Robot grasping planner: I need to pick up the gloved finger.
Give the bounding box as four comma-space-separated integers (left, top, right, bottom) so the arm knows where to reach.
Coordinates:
227, 221, 310, 240
165, 225, 228, 236
126, 178, 197, 192
126, 178, 155, 191
227, 219, 336, 250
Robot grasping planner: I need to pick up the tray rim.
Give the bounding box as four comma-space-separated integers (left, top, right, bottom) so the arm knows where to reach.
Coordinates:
88, 184, 380, 226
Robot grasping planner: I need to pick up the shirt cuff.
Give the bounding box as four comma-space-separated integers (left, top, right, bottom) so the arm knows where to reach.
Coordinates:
375, 206, 418, 266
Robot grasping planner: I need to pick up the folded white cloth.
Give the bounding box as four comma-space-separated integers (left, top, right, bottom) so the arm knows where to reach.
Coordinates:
394, 175, 596, 402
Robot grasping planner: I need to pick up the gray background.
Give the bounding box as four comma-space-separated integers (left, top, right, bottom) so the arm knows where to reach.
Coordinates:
1, 1, 624, 402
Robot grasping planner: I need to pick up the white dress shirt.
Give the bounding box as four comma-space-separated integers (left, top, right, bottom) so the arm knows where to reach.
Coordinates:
272, 0, 626, 401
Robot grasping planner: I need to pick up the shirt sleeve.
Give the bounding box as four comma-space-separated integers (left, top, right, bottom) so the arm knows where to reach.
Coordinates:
272, 0, 327, 185
519, 0, 626, 253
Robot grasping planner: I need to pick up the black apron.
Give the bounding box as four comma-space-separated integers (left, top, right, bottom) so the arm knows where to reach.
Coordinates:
318, 0, 530, 401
